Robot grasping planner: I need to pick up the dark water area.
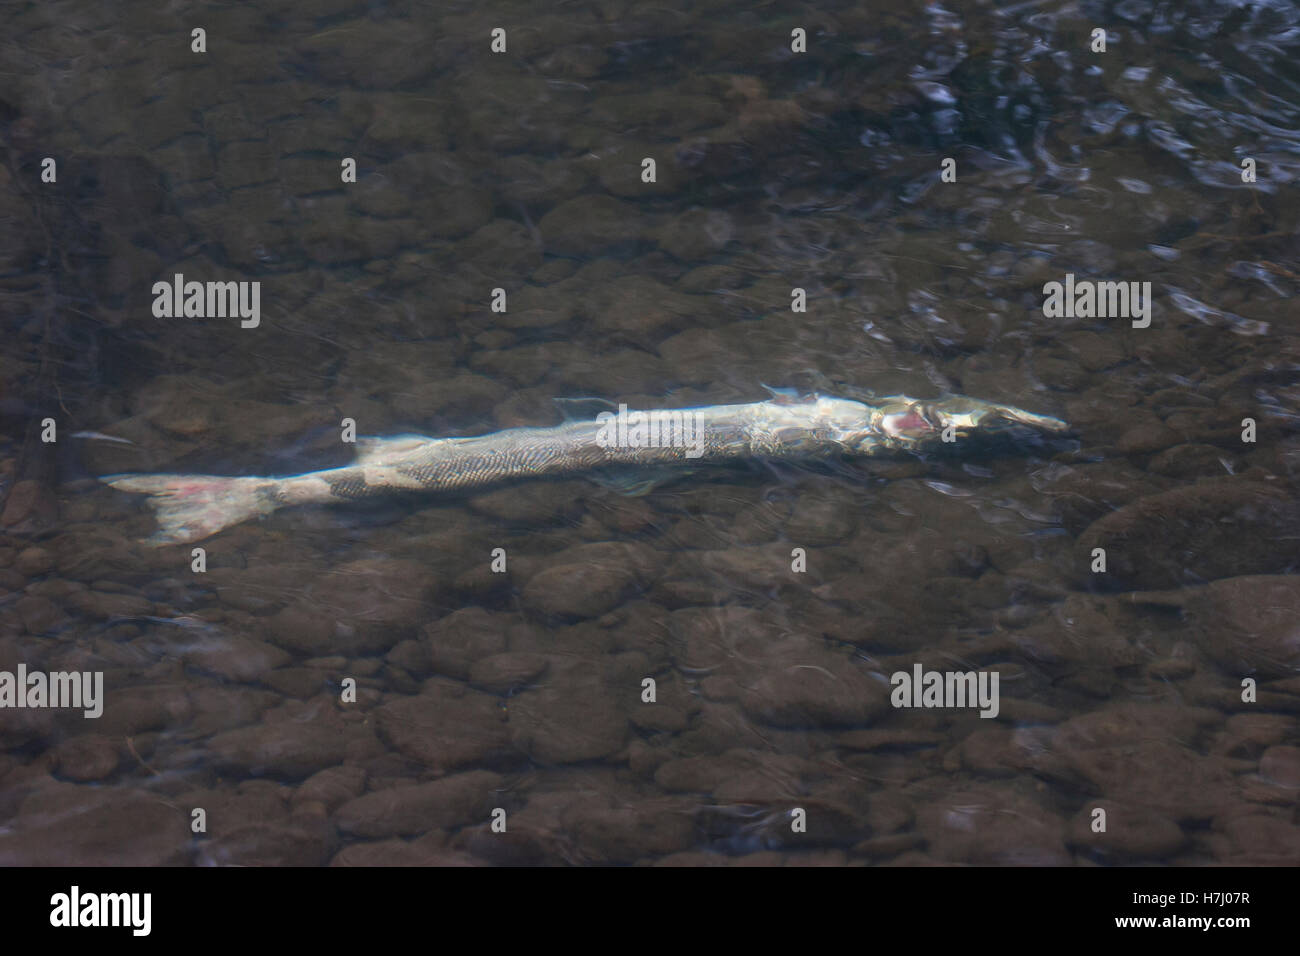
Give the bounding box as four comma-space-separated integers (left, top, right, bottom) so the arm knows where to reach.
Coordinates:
0, 0, 1298, 867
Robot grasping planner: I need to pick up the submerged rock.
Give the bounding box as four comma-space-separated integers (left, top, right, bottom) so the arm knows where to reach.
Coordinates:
916, 786, 1070, 865
334, 770, 503, 838
1077, 477, 1300, 590
1138, 575, 1300, 680
0, 786, 191, 866
375, 681, 513, 771
1067, 802, 1186, 861
208, 721, 350, 781
508, 659, 628, 764
538, 195, 656, 257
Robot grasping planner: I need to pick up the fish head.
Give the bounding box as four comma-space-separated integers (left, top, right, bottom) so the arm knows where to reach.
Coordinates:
756, 391, 1067, 453
868, 395, 1069, 448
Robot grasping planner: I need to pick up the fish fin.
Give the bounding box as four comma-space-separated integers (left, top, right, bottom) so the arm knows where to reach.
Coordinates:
552, 396, 619, 423
102, 474, 278, 546
760, 384, 816, 405
588, 466, 692, 497
353, 434, 431, 463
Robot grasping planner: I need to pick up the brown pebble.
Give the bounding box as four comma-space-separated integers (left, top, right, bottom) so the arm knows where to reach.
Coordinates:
52, 734, 121, 782
334, 770, 503, 838
15, 546, 55, 576
1259, 746, 1300, 789
467, 652, 549, 694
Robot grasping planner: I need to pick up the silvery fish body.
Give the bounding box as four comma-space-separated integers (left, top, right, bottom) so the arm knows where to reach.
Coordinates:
102, 391, 1068, 546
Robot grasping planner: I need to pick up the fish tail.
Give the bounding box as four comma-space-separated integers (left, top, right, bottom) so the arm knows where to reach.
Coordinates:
102, 474, 279, 546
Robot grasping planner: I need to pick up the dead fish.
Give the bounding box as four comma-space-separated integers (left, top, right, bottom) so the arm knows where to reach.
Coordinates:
102, 390, 1068, 546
